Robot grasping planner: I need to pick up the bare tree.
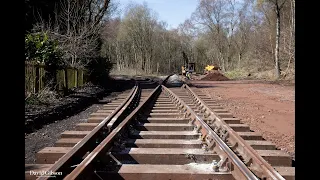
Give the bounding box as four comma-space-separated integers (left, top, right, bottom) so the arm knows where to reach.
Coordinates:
52, 0, 102, 68
33, 0, 117, 69
191, 0, 229, 71
233, 0, 252, 69
266, 0, 288, 78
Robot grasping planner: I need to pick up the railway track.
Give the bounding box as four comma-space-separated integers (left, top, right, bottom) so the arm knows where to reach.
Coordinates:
25, 75, 295, 180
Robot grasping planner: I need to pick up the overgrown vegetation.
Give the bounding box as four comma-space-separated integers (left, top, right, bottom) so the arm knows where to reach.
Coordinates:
224, 69, 249, 80
25, 32, 62, 64
25, 0, 116, 104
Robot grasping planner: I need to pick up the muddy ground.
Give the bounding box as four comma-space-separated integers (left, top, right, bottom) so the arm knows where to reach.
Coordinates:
192, 80, 295, 160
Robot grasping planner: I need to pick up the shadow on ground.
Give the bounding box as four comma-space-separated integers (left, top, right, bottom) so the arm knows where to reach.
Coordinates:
25, 78, 135, 134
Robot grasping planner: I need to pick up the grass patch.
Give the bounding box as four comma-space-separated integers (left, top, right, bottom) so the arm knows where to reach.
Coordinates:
110, 68, 165, 77
224, 69, 249, 80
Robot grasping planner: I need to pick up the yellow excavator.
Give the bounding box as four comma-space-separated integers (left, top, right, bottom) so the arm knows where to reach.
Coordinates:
204, 65, 220, 74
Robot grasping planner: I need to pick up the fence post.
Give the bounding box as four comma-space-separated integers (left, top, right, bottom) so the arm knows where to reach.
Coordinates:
35, 65, 40, 93
64, 68, 69, 91
74, 69, 78, 88
39, 65, 44, 91
26, 63, 87, 94
78, 69, 83, 86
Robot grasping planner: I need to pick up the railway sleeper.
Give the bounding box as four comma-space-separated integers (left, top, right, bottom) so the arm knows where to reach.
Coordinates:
152, 104, 176, 108
60, 131, 91, 138
138, 117, 190, 124
106, 102, 122, 105
102, 104, 120, 108
154, 101, 174, 104
245, 140, 276, 150
135, 123, 194, 131
213, 109, 229, 113
124, 139, 203, 148
228, 124, 250, 132
151, 106, 178, 110
96, 109, 114, 113
141, 112, 185, 118
221, 118, 241, 124
209, 105, 224, 109
216, 113, 234, 118
150, 109, 180, 113
274, 166, 295, 180
55, 138, 83, 147
257, 150, 292, 166
36, 147, 72, 164
75, 123, 99, 131
112, 148, 219, 164
102, 106, 119, 110
130, 131, 200, 139
95, 164, 233, 180
90, 112, 111, 117
237, 132, 264, 140
87, 117, 106, 123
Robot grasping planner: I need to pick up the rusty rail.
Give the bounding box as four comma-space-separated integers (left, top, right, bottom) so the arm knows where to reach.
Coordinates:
63, 85, 162, 179
37, 83, 139, 180
42, 75, 172, 179
162, 85, 259, 180
182, 84, 285, 180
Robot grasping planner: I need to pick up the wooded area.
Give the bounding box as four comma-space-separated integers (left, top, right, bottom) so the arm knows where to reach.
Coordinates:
25, 0, 295, 92
102, 0, 294, 79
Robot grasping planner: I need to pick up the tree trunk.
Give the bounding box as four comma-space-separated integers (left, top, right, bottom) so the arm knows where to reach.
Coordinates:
275, 8, 281, 79
156, 62, 159, 75
219, 50, 225, 72
290, 0, 295, 66
238, 53, 242, 69
291, 0, 295, 38
168, 55, 171, 73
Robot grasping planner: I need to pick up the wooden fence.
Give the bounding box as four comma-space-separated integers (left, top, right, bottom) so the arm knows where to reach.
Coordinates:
25, 61, 86, 94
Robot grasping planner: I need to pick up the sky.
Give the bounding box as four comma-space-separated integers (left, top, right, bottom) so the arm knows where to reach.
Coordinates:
116, 0, 198, 29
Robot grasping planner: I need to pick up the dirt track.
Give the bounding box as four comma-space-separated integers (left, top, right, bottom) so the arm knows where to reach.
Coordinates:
191, 80, 295, 160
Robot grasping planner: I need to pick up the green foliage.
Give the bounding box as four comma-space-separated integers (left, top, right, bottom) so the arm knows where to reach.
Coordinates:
25, 32, 63, 67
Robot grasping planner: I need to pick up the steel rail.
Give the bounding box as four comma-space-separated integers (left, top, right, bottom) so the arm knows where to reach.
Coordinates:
63, 84, 162, 179
62, 75, 172, 179
37, 83, 139, 180
162, 85, 259, 180
183, 84, 285, 180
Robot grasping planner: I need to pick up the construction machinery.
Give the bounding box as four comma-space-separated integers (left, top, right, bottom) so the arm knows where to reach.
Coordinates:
181, 63, 196, 75
204, 64, 220, 74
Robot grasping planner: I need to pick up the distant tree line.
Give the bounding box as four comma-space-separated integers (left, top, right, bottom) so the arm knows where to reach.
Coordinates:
102, 0, 294, 78
25, 0, 294, 81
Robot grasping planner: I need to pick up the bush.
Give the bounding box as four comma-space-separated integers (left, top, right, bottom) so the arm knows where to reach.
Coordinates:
86, 57, 113, 87
25, 32, 65, 90
25, 32, 63, 66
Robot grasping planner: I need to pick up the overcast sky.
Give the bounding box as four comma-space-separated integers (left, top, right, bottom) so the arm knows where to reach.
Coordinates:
116, 0, 198, 29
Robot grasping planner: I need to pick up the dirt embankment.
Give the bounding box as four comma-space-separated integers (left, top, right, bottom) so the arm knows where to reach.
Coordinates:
200, 71, 229, 81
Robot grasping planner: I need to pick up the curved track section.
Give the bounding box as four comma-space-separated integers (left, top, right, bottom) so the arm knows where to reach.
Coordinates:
25, 77, 169, 180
